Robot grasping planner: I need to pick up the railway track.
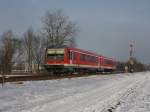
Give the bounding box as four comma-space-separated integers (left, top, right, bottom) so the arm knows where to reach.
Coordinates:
0, 71, 125, 83
0, 73, 93, 83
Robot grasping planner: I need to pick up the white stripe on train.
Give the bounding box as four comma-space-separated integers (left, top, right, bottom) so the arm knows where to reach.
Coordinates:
45, 64, 115, 69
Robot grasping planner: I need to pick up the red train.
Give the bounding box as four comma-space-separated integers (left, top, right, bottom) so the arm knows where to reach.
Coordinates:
44, 47, 116, 74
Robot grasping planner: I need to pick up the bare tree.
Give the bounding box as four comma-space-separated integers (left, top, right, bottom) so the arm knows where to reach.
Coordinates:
33, 34, 47, 72
12, 38, 24, 70
0, 30, 15, 74
42, 9, 77, 48
23, 28, 35, 73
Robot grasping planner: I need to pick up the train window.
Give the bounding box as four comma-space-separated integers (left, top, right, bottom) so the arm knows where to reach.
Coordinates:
85, 55, 88, 61
80, 54, 82, 61
83, 54, 85, 61
88, 56, 98, 63
104, 59, 112, 64
80, 54, 84, 61
79, 54, 98, 63
82, 54, 85, 61
74, 52, 76, 61
47, 54, 64, 60
79, 54, 81, 60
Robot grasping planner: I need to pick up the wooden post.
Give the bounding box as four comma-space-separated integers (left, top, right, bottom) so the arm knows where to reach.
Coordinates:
2, 73, 5, 87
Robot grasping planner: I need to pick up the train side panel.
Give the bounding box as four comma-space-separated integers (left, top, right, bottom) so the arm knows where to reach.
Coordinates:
44, 47, 116, 74
100, 56, 116, 72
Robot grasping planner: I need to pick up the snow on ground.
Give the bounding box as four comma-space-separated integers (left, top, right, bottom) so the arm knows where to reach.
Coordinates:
0, 72, 150, 112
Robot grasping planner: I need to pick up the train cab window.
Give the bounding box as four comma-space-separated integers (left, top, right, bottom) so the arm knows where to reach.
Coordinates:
47, 49, 64, 60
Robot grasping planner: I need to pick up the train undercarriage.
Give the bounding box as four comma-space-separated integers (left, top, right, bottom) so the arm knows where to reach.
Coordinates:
44, 64, 114, 75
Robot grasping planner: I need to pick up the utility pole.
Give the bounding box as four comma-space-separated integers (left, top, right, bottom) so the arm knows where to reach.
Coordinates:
130, 41, 133, 57
129, 41, 134, 73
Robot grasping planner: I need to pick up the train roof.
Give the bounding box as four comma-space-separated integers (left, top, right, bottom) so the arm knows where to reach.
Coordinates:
47, 47, 115, 61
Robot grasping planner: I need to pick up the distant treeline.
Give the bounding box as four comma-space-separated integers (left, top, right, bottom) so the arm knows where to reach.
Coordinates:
116, 57, 150, 72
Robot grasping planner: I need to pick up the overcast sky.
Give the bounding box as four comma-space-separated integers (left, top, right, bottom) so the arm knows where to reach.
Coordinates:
0, 0, 150, 63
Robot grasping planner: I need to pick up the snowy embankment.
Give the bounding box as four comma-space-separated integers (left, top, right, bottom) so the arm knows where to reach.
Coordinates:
0, 72, 150, 112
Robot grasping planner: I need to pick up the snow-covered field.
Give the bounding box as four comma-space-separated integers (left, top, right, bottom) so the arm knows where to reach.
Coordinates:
0, 72, 150, 112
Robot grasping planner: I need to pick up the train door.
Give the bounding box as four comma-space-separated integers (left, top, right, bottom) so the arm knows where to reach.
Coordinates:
69, 50, 72, 64
73, 52, 77, 64
100, 56, 104, 71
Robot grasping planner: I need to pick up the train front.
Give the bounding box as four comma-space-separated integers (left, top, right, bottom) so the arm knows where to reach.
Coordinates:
44, 48, 66, 74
